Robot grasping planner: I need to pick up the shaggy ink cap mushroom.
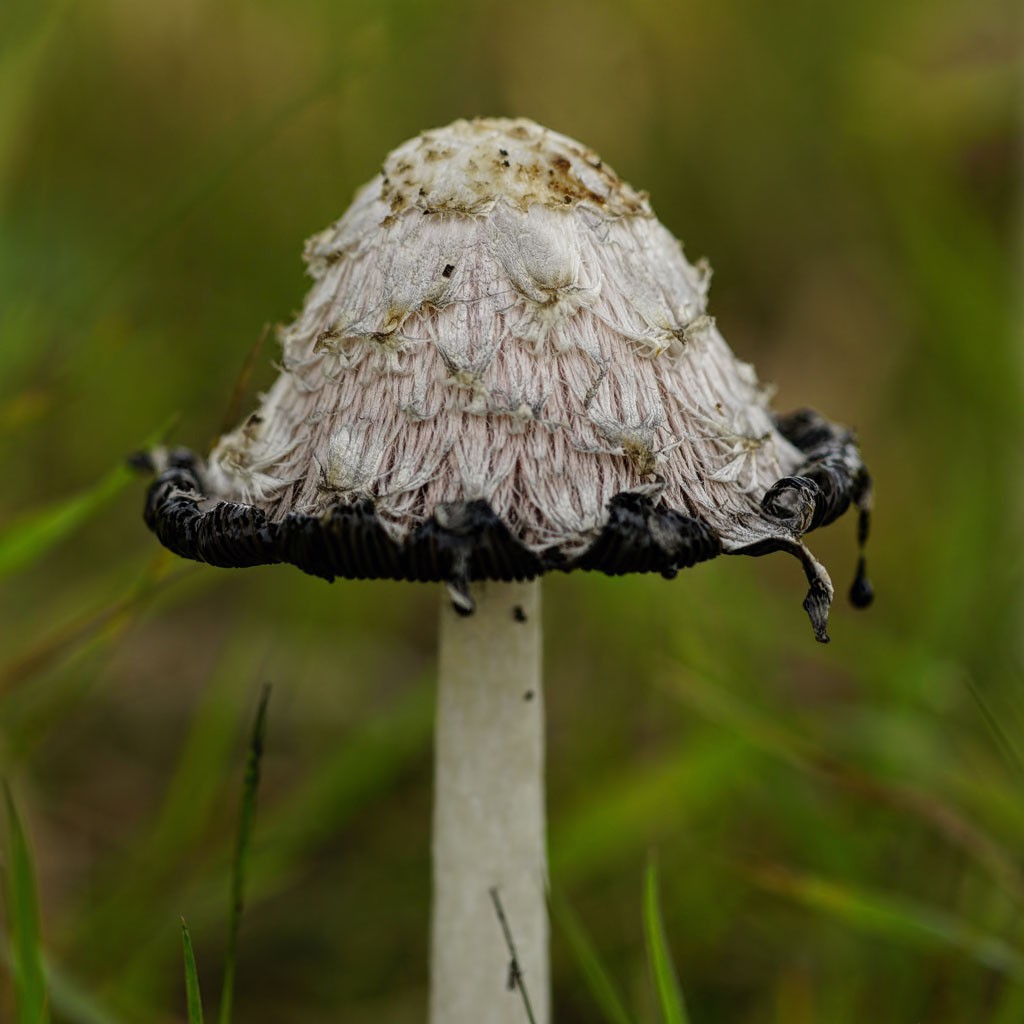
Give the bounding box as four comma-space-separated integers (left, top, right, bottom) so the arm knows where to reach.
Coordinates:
143, 117, 873, 641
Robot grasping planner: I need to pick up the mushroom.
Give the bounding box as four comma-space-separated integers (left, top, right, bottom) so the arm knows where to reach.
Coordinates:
140, 117, 872, 1023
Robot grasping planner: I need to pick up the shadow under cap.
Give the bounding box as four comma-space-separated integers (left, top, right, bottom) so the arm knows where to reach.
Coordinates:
138, 117, 874, 642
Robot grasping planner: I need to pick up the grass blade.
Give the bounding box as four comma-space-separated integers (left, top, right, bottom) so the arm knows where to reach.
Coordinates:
2, 783, 49, 1024
0, 947, 130, 1024
549, 888, 635, 1024
488, 887, 537, 1024
0, 555, 183, 697
0, 462, 132, 581
74, 681, 433, 997
0, 413, 178, 582
218, 684, 270, 1024
962, 674, 1024, 782
752, 864, 1024, 979
643, 857, 689, 1024
218, 324, 269, 436
181, 919, 204, 1024
41, 960, 132, 1024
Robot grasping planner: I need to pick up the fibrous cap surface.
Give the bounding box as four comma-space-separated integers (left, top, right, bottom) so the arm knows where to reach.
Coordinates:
143, 118, 873, 640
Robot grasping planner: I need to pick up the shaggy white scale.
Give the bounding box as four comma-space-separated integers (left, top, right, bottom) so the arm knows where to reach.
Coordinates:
140, 117, 873, 1024
209, 118, 810, 555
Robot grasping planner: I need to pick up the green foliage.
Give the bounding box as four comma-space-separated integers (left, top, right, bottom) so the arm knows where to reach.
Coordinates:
0, 463, 133, 582
550, 888, 635, 1024
219, 685, 270, 1024
2, 784, 49, 1024
0, 414, 175, 583
751, 865, 1024, 979
175, 687, 270, 1024
643, 860, 690, 1024
0, 0, 1019, 1020
181, 920, 204, 1024
553, 865, 694, 1024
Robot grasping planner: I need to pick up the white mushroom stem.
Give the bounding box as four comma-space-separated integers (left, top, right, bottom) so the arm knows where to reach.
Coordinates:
432, 578, 549, 1024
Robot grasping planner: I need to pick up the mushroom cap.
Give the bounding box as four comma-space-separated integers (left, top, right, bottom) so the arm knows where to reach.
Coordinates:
143, 118, 872, 640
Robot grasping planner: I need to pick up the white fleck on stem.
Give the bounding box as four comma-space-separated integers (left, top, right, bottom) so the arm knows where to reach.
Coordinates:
432, 578, 549, 1024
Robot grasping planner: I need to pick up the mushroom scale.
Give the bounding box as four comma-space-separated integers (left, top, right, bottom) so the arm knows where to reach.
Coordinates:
142, 117, 873, 641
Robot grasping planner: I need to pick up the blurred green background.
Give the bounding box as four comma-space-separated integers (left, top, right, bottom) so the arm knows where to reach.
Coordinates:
0, 0, 1020, 1021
